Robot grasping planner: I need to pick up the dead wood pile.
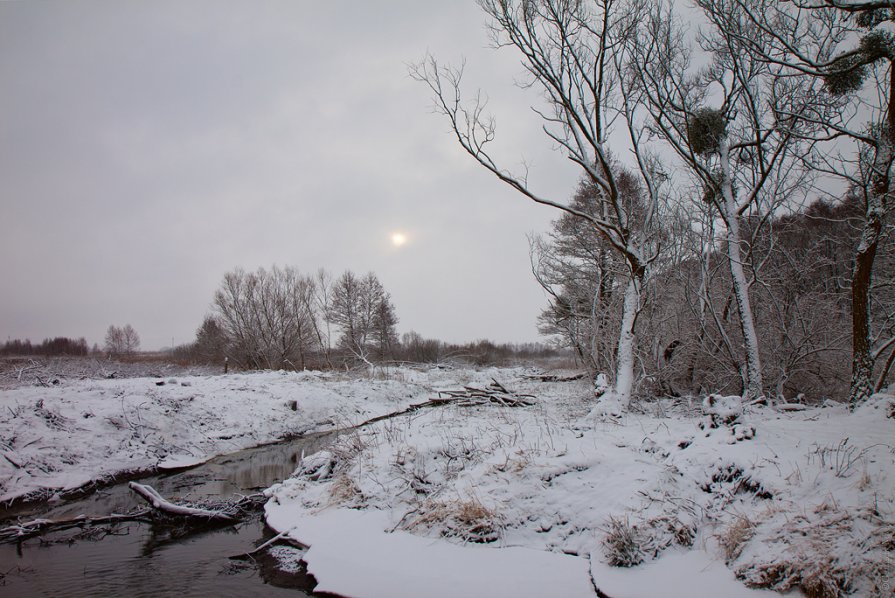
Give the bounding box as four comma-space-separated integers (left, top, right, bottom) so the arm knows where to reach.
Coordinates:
522, 372, 586, 382
430, 379, 536, 407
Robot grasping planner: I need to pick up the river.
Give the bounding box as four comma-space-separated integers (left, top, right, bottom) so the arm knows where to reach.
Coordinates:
0, 432, 335, 597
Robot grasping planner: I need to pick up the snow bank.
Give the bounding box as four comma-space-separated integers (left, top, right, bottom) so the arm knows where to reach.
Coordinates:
5, 365, 893, 595
265, 371, 895, 597
265, 506, 595, 598
0, 367, 451, 502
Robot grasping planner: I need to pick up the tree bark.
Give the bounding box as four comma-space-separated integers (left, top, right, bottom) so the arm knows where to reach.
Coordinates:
720, 139, 764, 400
850, 197, 883, 405
613, 269, 644, 408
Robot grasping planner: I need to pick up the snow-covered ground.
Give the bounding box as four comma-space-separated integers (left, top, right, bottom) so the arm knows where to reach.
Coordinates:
0, 368, 432, 503
264, 369, 895, 597
2, 366, 893, 596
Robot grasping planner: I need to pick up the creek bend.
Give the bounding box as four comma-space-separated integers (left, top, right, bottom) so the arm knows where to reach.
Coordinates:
0, 431, 336, 597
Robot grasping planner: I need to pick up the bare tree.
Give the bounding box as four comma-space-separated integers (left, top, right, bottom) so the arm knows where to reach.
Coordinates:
531, 166, 644, 376
104, 325, 124, 356
628, 0, 827, 399
411, 0, 668, 409
310, 268, 335, 369
718, 0, 895, 404
330, 271, 399, 363
104, 324, 140, 356
121, 324, 140, 354
212, 266, 318, 370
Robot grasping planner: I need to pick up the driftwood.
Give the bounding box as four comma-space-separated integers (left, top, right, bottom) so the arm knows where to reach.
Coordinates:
0, 510, 151, 544
431, 379, 536, 408
128, 482, 243, 522
353, 380, 535, 429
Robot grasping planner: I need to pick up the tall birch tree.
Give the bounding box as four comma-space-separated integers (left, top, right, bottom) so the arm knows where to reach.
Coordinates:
411, 0, 667, 409
630, 0, 825, 399
720, 0, 895, 405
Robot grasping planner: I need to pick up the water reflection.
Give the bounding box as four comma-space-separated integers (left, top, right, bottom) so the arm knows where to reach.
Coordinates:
0, 432, 335, 597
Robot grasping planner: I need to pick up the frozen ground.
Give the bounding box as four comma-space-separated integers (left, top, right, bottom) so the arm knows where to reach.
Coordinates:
2, 365, 893, 596
264, 370, 895, 597
0, 367, 435, 503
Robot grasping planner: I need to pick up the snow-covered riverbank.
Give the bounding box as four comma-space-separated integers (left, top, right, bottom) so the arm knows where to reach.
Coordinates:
264, 370, 895, 597
2, 366, 893, 596
0, 369, 434, 503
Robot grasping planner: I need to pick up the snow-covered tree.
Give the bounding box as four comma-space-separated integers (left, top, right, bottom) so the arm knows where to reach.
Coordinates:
717, 0, 895, 405
629, 0, 829, 399
412, 0, 669, 409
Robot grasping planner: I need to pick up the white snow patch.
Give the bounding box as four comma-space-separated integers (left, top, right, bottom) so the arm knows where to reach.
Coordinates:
265, 506, 595, 598
591, 548, 778, 597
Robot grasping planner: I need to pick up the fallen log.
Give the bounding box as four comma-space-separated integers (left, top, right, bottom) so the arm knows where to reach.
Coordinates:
0, 510, 151, 544
523, 372, 586, 382
128, 482, 238, 522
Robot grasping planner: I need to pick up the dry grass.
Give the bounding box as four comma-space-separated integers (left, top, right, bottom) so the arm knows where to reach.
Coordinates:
327, 474, 363, 506
404, 495, 504, 544
602, 515, 645, 567
717, 515, 756, 563
734, 502, 895, 597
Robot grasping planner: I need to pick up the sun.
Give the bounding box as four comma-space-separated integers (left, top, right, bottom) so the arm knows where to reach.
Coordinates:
391, 232, 408, 247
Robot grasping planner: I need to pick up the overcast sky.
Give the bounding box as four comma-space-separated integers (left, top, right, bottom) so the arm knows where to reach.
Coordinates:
1, 0, 582, 350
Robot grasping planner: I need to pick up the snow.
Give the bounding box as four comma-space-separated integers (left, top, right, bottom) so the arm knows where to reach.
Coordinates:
265, 507, 595, 598
3, 366, 894, 596
0, 369, 431, 502
590, 548, 779, 597
264, 371, 895, 597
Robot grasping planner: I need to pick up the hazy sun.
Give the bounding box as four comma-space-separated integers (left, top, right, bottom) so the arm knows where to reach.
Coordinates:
391, 232, 408, 247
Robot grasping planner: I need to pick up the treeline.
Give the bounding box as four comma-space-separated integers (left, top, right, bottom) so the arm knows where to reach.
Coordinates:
0, 337, 90, 357
414, 0, 895, 406
397, 334, 563, 366
171, 265, 565, 370
174, 266, 397, 370
535, 187, 892, 401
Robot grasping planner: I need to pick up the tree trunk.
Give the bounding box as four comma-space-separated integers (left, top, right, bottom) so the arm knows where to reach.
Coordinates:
850, 195, 883, 405
720, 139, 764, 400
613, 270, 643, 408
850, 69, 892, 405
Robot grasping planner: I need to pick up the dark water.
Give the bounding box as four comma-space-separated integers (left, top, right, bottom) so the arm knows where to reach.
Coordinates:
0, 433, 335, 597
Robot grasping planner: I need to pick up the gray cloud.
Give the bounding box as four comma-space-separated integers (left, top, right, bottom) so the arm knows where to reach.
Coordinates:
1, 0, 580, 349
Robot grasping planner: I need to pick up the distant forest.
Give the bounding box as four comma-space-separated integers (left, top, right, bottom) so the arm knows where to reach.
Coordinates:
1, 337, 90, 357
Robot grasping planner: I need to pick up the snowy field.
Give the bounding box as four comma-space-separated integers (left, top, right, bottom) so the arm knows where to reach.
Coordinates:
264, 369, 895, 597
0, 367, 430, 503
2, 365, 894, 596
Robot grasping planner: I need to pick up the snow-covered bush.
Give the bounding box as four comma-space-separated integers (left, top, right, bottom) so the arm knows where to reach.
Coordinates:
700, 463, 773, 501
601, 511, 697, 567
698, 394, 755, 442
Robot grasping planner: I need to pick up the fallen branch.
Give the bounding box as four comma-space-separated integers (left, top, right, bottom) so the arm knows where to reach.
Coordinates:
128, 482, 237, 522
523, 372, 586, 382
230, 525, 305, 560
775, 403, 809, 412
0, 510, 151, 544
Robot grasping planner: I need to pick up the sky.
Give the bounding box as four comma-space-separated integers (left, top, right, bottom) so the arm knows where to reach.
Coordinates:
0, 0, 582, 350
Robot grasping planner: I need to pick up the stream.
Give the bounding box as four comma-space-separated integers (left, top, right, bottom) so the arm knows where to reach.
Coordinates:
0, 432, 336, 597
